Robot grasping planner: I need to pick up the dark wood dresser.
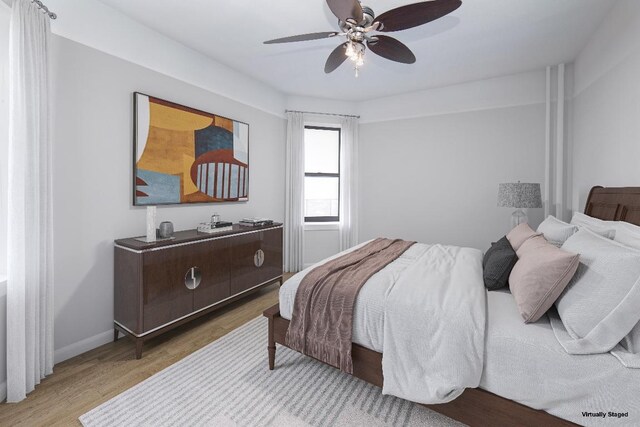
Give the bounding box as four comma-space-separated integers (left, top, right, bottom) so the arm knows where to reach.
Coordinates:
114, 223, 283, 358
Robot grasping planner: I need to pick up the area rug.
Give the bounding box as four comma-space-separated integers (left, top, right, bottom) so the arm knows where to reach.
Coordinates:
79, 317, 462, 427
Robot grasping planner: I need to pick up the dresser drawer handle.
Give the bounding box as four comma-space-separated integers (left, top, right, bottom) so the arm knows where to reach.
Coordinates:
185, 267, 202, 290
254, 249, 265, 267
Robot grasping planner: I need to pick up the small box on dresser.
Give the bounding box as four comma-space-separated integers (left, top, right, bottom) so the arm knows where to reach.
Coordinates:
114, 223, 283, 359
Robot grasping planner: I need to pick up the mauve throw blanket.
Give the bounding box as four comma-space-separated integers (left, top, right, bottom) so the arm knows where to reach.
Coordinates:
286, 238, 415, 374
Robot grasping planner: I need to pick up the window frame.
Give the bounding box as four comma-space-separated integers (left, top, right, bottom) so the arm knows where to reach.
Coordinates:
304, 125, 341, 223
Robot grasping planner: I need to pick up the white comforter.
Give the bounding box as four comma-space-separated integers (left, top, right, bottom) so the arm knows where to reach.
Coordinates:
280, 241, 486, 405
381, 244, 486, 403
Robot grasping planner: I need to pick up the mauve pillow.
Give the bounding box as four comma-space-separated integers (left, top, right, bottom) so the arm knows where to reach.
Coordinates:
508, 235, 580, 323
506, 223, 541, 252
482, 237, 518, 290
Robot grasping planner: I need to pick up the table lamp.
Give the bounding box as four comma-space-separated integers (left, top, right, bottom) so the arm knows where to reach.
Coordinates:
498, 182, 542, 229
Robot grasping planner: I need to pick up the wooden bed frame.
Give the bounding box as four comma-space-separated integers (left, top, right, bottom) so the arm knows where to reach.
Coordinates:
263, 186, 640, 427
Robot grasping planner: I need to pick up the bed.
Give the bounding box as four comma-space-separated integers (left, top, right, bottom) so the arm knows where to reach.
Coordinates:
264, 186, 640, 426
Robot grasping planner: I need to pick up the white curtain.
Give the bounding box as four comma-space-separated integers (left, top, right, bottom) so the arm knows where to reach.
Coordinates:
284, 112, 305, 272
339, 116, 359, 251
7, 0, 54, 403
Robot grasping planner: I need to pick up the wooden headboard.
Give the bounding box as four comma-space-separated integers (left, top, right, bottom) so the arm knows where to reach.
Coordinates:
584, 186, 640, 226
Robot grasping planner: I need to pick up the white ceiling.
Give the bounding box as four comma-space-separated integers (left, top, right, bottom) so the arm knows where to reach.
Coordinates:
97, 0, 616, 101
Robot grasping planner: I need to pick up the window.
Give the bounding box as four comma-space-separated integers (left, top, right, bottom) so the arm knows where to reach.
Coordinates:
304, 126, 340, 222
0, 4, 9, 277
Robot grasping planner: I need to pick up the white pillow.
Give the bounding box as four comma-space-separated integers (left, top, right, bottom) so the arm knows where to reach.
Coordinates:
554, 228, 640, 355
536, 215, 579, 247
570, 212, 616, 239
611, 321, 640, 368
620, 323, 640, 352
614, 222, 640, 250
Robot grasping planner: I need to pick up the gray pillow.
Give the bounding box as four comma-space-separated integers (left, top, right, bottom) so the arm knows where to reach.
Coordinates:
482, 236, 518, 290
554, 228, 640, 355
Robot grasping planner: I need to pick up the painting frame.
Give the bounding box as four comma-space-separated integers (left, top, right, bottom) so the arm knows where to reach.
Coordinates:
132, 92, 250, 206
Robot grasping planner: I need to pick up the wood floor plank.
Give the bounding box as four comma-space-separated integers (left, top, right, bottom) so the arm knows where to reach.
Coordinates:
0, 279, 287, 426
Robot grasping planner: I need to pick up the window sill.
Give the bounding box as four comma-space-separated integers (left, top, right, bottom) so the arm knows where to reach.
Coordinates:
304, 222, 340, 231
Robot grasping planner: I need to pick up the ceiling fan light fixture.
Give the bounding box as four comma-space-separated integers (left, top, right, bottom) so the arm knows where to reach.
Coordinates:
345, 41, 355, 57
344, 41, 365, 76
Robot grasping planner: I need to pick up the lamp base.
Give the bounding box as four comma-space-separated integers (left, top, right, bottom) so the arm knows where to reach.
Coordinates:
511, 209, 528, 229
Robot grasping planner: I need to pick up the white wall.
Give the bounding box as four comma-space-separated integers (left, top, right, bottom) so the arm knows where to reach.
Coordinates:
358, 70, 546, 124
359, 102, 546, 251
50, 36, 285, 362
571, 0, 640, 211
304, 225, 341, 268
356, 70, 548, 251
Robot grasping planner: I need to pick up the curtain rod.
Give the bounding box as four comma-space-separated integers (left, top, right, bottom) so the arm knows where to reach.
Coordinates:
32, 0, 57, 19
285, 109, 360, 119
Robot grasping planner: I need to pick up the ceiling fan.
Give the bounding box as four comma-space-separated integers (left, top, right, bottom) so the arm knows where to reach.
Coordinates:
264, 0, 462, 77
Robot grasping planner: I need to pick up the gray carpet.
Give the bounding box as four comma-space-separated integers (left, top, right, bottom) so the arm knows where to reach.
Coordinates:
80, 317, 462, 426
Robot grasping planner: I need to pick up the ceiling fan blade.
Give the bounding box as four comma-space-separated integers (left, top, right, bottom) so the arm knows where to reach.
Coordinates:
264, 31, 340, 44
326, 0, 363, 24
376, 0, 462, 32
367, 36, 416, 64
324, 43, 349, 73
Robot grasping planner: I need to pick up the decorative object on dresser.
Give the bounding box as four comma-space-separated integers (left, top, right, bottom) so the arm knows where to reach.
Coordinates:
133, 92, 249, 205
239, 217, 274, 227
158, 221, 174, 238
197, 220, 233, 233
114, 223, 283, 359
497, 181, 543, 228
146, 206, 156, 242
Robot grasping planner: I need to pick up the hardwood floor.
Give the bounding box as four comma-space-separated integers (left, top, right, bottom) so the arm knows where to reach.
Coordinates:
0, 276, 289, 426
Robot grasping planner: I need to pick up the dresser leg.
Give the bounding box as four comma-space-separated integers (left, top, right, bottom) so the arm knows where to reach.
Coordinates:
114, 328, 119, 342
135, 340, 144, 360
268, 318, 276, 370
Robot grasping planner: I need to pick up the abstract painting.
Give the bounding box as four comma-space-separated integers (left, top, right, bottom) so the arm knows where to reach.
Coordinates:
133, 93, 249, 205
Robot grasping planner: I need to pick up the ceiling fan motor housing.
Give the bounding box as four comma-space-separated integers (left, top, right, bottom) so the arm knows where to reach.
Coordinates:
339, 4, 374, 31
361, 6, 375, 26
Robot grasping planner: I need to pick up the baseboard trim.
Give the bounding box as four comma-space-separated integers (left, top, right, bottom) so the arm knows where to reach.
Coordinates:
54, 329, 114, 364
0, 380, 6, 402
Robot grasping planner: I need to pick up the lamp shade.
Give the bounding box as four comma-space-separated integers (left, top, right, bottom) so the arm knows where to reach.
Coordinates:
497, 183, 542, 208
